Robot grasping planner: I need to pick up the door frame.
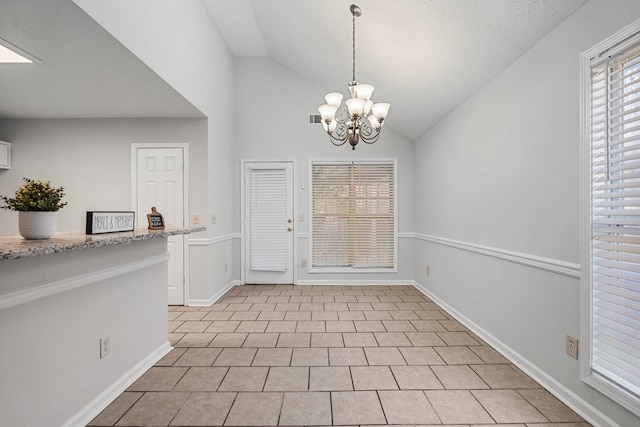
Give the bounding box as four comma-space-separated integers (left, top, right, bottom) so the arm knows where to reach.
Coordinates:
241, 159, 297, 285
131, 142, 190, 304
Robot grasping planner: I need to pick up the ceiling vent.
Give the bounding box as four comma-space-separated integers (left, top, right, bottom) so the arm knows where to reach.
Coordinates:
308, 114, 322, 125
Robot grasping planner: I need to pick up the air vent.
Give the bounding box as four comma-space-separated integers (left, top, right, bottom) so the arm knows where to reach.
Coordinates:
308, 114, 322, 125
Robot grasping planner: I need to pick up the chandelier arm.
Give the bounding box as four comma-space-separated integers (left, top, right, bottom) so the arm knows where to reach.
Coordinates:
328, 133, 348, 146
360, 129, 382, 144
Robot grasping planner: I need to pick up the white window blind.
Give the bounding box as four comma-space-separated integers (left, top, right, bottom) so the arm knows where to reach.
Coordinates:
250, 168, 287, 271
590, 41, 640, 402
311, 161, 395, 270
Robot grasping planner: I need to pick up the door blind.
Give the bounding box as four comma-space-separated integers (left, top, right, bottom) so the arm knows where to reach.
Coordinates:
590, 43, 640, 399
250, 168, 287, 271
311, 161, 395, 269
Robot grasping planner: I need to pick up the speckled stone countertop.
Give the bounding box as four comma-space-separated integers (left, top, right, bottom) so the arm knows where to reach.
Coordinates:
0, 226, 206, 261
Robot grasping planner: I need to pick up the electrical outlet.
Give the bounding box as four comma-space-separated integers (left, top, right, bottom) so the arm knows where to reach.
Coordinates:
224, 263, 228, 273
301, 259, 307, 268
566, 335, 578, 359
299, 213, 305, 221
211, 214, 216, 224
192, 214, 200, 225
100, 337, 111, 359
425, 265, 430, 275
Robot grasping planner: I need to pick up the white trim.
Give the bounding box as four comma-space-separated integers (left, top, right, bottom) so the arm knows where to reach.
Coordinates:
189, 233, 241, 246
296, 280, 413, 286
0, 253, 169, 310
415, 233, 580, 278
131, 142, 190, 305
62, 341, 172, 427
579, 17, 640, 417
188, 280, 241, 306
412, 281, 620, 427
579, 10, 595, 390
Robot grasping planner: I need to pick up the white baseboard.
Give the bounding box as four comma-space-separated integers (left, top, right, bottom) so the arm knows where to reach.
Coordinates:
412, 280, 618, 427
187, 280, 241, 306
63, 341, 172, 427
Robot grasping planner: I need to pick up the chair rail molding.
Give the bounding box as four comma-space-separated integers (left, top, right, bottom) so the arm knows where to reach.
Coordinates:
189, 233, 241, 246
0, 253, 169, 310
414, 233, 580, 278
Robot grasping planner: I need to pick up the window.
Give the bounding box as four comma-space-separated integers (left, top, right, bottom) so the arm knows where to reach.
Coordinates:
310, 159, 397, 272
582, 24, 640, 416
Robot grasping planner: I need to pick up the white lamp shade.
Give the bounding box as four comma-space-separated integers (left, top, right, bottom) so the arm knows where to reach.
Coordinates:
318, 104, 337, 122
356, 84, 375, 101
346, 98, 366, 116
368, 115, 381, 130
324, 92, 343, 108
371, 103, 390, 120
364, 100, 373, 115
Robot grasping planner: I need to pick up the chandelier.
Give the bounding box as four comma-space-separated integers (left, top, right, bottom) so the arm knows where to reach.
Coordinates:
318, 4, 390, 150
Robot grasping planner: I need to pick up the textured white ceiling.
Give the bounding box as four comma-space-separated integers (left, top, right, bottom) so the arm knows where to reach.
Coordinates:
205, 0, 588, 141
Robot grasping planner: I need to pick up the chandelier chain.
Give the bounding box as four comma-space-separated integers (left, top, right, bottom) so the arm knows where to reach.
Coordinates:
352, 10, 356, 82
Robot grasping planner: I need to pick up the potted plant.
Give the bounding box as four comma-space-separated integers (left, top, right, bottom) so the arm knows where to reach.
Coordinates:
1, 177, 67, 239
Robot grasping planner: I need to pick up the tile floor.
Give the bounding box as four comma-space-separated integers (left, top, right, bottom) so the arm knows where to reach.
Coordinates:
88, 284, 591, 426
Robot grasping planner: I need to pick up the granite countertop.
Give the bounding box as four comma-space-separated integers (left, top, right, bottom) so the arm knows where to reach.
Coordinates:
0, 226, 206, 261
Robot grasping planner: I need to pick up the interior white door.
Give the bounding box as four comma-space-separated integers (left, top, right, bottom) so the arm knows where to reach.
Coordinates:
136, 147, 185, 305
244, 162, 294, 284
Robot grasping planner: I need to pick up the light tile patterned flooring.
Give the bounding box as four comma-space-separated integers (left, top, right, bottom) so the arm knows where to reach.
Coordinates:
89, 285, 591, 426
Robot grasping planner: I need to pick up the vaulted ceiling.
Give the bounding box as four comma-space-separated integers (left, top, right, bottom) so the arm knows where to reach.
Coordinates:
205, 0, 587, 141
0, 0, 588, 141
0, 0, 202, 120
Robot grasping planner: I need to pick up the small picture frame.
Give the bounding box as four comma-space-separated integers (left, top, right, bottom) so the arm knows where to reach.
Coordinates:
147, 206, 165, 230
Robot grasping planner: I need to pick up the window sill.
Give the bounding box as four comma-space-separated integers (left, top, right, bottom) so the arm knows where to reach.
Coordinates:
583, 372, 640, 418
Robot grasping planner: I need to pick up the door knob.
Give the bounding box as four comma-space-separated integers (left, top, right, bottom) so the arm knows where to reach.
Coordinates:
287, 227, 292, 232
288, 219, 292, 223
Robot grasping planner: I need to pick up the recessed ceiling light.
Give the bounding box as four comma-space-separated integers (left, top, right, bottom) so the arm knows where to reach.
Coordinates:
0, 38, 39, 63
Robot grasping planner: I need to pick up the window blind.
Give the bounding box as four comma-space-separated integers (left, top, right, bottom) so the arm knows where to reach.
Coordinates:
250, 168, 287, 271
590, 43, 640, 400
311, 161, 395, 269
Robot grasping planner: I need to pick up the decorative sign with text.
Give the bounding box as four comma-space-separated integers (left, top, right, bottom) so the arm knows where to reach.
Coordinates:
147, 206, 165, 230
86, 211, 135, 235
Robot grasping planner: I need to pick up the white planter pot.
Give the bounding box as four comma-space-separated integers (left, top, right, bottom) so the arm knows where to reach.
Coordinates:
19, 211, 57, 240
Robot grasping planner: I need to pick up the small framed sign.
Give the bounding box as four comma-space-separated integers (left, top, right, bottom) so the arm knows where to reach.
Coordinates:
86, 211, 135, 235
147, 206, 165, 230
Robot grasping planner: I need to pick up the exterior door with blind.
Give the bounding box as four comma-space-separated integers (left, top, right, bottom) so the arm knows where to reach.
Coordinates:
244, 162, 294, 284
135, 146, 185, 305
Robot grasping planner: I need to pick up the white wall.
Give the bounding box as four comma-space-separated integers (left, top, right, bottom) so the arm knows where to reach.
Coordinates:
0, 238, 169, 427
413, 0, 640, 425
233, 57, 415, 283
0, 118, 207, 235
74, 0, 237, 302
